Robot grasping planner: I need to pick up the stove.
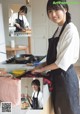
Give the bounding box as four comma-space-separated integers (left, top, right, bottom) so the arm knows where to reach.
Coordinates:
3, 54, 46, 65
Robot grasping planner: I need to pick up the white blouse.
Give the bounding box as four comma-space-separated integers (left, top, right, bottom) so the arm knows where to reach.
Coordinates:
54, 22, 79, 71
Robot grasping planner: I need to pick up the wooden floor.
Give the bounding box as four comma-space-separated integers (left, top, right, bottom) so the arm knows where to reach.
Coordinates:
75, 66, 80, 79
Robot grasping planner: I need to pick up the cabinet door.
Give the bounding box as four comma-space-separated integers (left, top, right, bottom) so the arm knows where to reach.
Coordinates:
31, 0, 48, 55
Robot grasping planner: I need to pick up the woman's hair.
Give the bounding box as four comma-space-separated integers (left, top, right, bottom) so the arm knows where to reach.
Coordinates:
19, 5, 27, 14
31, 79, 40, 92
47, 0, 71, 23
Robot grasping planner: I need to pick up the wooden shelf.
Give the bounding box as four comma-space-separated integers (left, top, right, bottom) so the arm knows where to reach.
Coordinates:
6, 37, 31, 57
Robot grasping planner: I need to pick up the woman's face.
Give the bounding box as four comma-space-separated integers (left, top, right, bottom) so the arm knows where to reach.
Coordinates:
19, 10, 26, 16
32, 85, 39, 91
48, 9, 66, 25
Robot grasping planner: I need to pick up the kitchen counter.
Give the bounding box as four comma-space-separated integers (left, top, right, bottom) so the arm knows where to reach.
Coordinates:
0, 64, 34, 73
9, 26, 31, 37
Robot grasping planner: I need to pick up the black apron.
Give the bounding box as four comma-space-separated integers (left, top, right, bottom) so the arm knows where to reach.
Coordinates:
46, 22, 80, 114
31, 92, 39, 109
14, 12, 24, 32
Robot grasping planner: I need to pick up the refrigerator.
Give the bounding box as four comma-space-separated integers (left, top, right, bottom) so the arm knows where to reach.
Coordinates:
0, 4, 7, 62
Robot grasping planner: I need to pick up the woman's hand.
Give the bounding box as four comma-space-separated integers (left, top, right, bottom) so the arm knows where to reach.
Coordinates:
27, 94, 32, 104
15, 23, 21, 28
31, 68, 43, 74
14, 23, 25, 31
27, 94, 31, 99
31, 63, 59, 74
22, 28, 26, 32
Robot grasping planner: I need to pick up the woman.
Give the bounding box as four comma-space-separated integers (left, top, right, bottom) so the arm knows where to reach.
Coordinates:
32, 0, 80, 114
27, 79, 43, 109
9, 5, 29, 32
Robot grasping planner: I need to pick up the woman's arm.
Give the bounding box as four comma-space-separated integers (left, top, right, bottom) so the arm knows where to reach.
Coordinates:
32, 63, 59, 74
27, 94, 32, 104
36, 62, 47, 68
31, 62, 46, 72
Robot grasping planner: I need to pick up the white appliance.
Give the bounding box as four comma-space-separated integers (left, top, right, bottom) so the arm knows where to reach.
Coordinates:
0, 4, 7, 62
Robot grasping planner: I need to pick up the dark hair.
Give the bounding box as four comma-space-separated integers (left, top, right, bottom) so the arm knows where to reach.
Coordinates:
47, 0, 71, 23
19, 5, 27, 14
31, 79, 40, 92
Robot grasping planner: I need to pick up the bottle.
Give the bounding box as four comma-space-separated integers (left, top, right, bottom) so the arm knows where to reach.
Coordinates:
11, 29, 14, 37
11, 40, 15, 48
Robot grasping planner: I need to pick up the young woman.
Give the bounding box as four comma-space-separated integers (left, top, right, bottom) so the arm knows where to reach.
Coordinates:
27, 79, 43, 109
9, 5, 29, 32
32, 0, 80, 114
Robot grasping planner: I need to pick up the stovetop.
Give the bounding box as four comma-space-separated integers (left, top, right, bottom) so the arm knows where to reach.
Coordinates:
3, 54, 46, 65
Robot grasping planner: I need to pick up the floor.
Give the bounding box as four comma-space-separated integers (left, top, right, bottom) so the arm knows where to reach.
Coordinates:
75, 66, 80, 105
75, 66, 80, 78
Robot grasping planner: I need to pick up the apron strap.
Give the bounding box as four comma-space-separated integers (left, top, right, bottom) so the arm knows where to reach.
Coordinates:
18, 12, 23, 20
59, 20, 71, 38
33, 91, 39, 98
59, 21, 67, 37
53, 27, 59, 37
53, 21, 71, 39
18, 12, 19, 19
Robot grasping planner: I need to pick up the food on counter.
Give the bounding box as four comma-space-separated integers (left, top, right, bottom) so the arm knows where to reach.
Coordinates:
12, 69, 26, 77
0, 68, 13, 77
21, 101, 29, 109
0, 68, 6, 74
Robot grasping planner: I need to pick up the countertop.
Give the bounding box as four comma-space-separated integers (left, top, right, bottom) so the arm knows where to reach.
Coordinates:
0, 64, 34, 72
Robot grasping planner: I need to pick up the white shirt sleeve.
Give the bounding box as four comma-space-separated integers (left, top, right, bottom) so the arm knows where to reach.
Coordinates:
9, 13, 18, 26
55, 23, 79, 71
38, 91, 43, 108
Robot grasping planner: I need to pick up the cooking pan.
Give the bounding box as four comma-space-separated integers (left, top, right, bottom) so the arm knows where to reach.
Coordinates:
6, 54, 46, 64
14, 54, 45, 64
6, 54, 32, 64
14, 54, 33, 64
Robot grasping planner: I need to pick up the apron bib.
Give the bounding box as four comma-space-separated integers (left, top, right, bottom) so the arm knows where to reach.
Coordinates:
31, 92, 39, 109
15, 12, 24, 32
